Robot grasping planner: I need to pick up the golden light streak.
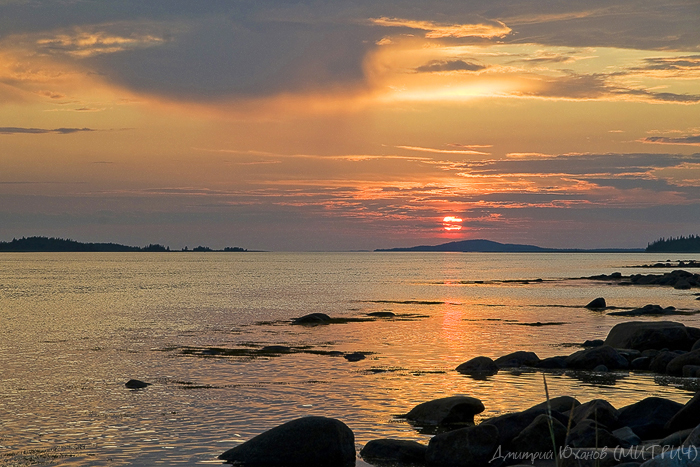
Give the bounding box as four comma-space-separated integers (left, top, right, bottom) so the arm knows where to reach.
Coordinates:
369, 17, 511, 39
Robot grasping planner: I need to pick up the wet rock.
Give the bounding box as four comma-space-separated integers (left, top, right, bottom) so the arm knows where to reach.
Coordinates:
510, 414, 567, 454
218, 416, 355, 467
260, 345, 292, 353
675, 280, 692, 290
291, 313, 332, 325
639, 447, 700, 467
403, 395, 485, 427
682, 365, 700, 377
586, 298, 607, 309
425, 423, 499, 467
360, 439, 427, 465
618, 397, 683, 440
631, 357, 651, 370
612, 427, 641, 446
344, 352, 367, 362
367, 312, 396, 318
566, 346, 629, 370
659, 428, 693, 447
494, 351, 540, 368
667, 350, 700, 376
125, 379, 151, 389
665, 393, 700, 433
536, 356, 568, 369
691, 340, 700, 352
650, 351, 680, 373
455, 356, 499, 376
528, 395, 581, 413
566, 419, 626, 448
604, 321, 695, 352
569, 399, 620, 429
594, 364, 609, 372
682, 424, 700, 447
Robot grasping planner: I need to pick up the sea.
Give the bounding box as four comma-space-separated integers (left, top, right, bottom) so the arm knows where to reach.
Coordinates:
2, 252, 700, 466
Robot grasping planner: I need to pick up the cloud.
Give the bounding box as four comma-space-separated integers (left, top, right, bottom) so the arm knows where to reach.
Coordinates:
36, 28, 166, 58
640, 135, 700, 146
415, 59, 487, 73
395, 145, 491, 156
0, 127, 94, 134
369, 17, 511, 39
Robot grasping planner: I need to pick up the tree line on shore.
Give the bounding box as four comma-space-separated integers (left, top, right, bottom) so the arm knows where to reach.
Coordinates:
646, 235, 700, 253
0, 236, 247, 252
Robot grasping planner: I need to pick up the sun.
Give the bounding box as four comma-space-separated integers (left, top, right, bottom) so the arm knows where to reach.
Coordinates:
442, 216, 463, 231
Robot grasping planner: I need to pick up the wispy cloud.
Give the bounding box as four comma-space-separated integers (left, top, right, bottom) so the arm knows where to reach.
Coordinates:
395, 145, 491, 155
415, 59, 487, 73
640, 135, 700, 146
36, 28, 167, 58
0, 127, 94, 134
369, 17, 511, 39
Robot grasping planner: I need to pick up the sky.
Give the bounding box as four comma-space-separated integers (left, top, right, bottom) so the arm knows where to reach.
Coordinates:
0, 0, 699, 251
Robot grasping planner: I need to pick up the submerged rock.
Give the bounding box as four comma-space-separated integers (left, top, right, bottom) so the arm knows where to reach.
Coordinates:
344, 352, 367, 362
366, 312, 396, 318
455, 356, 499, 376
608, 304, 677, 317
403, 395, 485, 427
565, 345, 628, 370
218, 416, 355, 467
586, 298, 607, 309
360, 439, 427, 465
494, 351, 540, 368
291, 313, 332, 325
425, 423, 499, 467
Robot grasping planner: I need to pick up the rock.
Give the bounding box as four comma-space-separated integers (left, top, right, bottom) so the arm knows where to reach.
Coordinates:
618, 349, 643, 363
218, 416, 355, 467
569, 399, 620, 429
665, 393, 700, 433
639, 448, 700, 467
425, 423, 499, 467
566, 419, 626, 448
566, 346, 629, 370
618, 397, 683, 440
650, 351, 680, 373
510, 414, 567, 454
360, 439, 427, 465
528, 396, 581, 413
594, 365, 609, 372
291, 313, 332, 325
682, 424, 700, 447
260, 345, 292, 353
536, 356, 568, 369
660, 428, 694, 447
403, 395, 485, 427
584, 339, 605, 347
586, 298, 607, 309
344, 352, 366, 362
683, 365, 700, 377
367, 312, 396, 318
494, 351, 540, 368
631, 357, 651, 370
667, 350, 700, 376
604, 321, 695, 352
125, 379, 151, 389
482, 408, 568, 447
455, 356, 499, 376
691, 340, 700, 352
612, 427, 641, 446
675, 280, 692, 290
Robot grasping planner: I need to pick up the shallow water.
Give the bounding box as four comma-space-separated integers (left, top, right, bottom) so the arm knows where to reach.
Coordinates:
2, 252, 700, 465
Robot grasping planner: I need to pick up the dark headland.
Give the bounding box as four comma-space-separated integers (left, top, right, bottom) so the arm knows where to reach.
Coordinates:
375, 239, 645, 253
0, 236, 248, 252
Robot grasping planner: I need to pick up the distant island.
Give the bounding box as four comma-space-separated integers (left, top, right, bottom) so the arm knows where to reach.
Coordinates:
0, 237, 248, 252
646, 235, 700, 253
375, 239, 644, 253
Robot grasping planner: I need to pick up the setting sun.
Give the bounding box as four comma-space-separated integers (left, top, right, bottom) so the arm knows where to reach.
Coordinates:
443, 216, 463, 231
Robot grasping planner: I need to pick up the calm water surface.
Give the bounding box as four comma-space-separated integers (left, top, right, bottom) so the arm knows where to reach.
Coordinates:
2, 252, 700, 465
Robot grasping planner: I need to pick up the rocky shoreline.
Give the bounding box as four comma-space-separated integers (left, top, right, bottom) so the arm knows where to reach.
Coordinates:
214, 316, 700, 467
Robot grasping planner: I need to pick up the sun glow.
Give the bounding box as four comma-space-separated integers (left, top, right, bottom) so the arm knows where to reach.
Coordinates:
443, 216, 463, 231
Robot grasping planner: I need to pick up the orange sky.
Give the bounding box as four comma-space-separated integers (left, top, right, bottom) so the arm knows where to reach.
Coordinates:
1, 1, 699, 250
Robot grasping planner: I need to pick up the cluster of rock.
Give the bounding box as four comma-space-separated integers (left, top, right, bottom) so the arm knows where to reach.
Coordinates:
456, 321, 700, 376
217, 392, 700, 467
588, 270, 700, 290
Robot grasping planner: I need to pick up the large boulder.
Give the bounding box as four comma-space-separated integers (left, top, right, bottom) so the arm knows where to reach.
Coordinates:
425, 423, 499, 467
565, 346, 629, 370
528, 396, 581, 413
666, 393, 700, 433
494, 351, 540, 368
481, 408, 568, 447
586, 298, 607, 309
569, 399, 620, 429
617, 397, 683, 440
218, 416, 355, 466
509, 414, 567, 454
649, 351, 681, 373
682, 424, 700, 447
455, 356, 499, 376
604, 321, 695, 351
666, 350, 700, 376
360, 439, 427, 465
291, 313, 332, 325
639, 448, 700, 467
403, 395, 485, 427
566, 419, 626, 448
